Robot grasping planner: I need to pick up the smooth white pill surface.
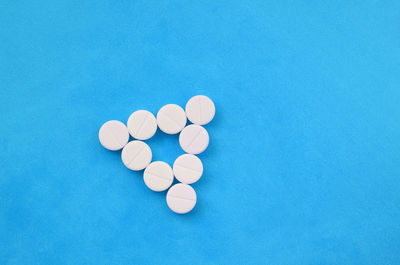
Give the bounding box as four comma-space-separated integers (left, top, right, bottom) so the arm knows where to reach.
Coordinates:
98, 120, 129, 151
179, 124, 209, 154
144, 161, 174, 191
156, 104, 187, 134
185, 95, 215, 125
127, 110, 157, 140
166, 183, 197, 214
173, 154, 203, 184
121, 140, 152, 171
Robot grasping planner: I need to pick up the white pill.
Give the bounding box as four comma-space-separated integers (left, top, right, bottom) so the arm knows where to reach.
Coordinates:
127, 110, 157, 140
121, 140, 152, 171
98, 120, 129, 151
179, 124, 209, 154
166, 183, 197, 214
156, 104, 187, 134
185, 95, 215, 125
143, 161, 174, 191
173, 154, 203, 184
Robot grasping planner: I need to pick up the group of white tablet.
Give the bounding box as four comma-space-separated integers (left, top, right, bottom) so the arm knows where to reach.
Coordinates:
98, 95, 215, 214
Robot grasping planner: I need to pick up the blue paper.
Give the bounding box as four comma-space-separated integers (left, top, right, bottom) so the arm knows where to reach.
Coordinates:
1, 1, 400, 264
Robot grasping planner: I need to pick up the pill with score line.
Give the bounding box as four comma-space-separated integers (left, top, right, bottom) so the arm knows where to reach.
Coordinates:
127, 110, 157, 140
98, 120, 129, 151
173, 154, 203, 184
185, 95, 215, 125
157, 104, 187, 134
144, 161, 174, 191
179, 124, 209, 154
166, 183, 197, 214
121, 140, 152, 171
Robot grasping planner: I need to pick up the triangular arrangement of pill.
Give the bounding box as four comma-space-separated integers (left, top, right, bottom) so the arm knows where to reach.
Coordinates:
98, 95, 215, 214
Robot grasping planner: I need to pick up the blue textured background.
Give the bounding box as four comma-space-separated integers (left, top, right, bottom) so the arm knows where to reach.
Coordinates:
1, 1, 400, 264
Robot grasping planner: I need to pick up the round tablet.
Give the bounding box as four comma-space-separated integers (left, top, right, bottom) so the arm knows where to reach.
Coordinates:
121, 140, 152, 171
156, 104, 187, 134
144, 161, 174, 191
173, 154, 203, 184
179, 124, 209, 154
127, 110, 157, 140
185, 95, 215, 125
166, 183, 197, 214
98, 120, 129, 151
